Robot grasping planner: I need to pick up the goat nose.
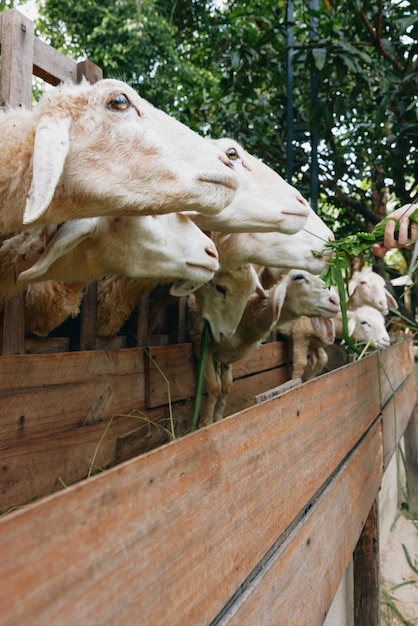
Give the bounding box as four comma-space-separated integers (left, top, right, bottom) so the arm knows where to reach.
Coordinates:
296, 195, 308, 206
205, 245, 219, 261
329, 295, 340, 306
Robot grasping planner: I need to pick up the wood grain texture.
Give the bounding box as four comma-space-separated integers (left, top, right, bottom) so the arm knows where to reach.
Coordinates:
215, 422, 383, 626
0, 349, 146, 447
0, 344, 412, 626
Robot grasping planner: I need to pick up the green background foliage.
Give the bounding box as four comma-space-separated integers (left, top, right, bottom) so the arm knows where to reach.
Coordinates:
8, 0, 418, 244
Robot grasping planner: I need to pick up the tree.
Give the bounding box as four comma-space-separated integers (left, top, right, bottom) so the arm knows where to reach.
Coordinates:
31, 0, 418, 242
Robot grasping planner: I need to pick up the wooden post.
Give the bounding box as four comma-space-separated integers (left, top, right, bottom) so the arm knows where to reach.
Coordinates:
353, 498, 380, 626
0, 9, 34, 355
404, 408, 418, 516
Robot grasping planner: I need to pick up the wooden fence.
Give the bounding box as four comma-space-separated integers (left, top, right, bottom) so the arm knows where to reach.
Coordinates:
0, 9, 417, 626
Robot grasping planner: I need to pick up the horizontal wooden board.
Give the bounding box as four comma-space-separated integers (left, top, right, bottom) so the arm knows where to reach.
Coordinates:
223, 366, 290, 418
0, 405, 186, 514
0, 349, 146, 448
215, 422, 383, 625
147, 343, 197, 407
0, 344, 411, 626
232, 341, 290, 379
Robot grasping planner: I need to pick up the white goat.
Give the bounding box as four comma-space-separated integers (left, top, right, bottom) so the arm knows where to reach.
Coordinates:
188, 264, 265, 344
347, 266, 398, 315
285, 303, 391, 382
0, 214, 219, 336
187, 138, 311, 234
12, 214, 219, 289
334, 306, 391, 349
0, 78, 238, 234
278, 316, 336, 381
191, 270, 340, 425
211, 208, 334, 275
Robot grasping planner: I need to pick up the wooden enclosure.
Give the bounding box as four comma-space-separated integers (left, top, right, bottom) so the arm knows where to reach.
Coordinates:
0, 9, 417, 626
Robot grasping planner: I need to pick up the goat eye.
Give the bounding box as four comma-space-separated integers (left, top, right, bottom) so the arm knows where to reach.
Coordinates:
360, 280, 367, 285
225, 148, 239, 161
216, 284, 227, 296
108, 93, 130, 111
293, 274, 304, 281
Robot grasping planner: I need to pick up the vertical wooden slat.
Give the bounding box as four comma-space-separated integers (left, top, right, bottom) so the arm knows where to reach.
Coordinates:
76, 59, 103, 84
68, 283, 97, 351
0, 8, 33, 109
353, 498, 380, 626
0, 9, 34, 355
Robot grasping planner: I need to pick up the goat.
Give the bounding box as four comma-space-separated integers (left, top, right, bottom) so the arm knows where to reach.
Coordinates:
347, 266, 398, 315
0, 78, 238, 234
0, 214, 219, 336
10, 214, 219, 291
334, 305, 391, 349
190, 270, 340, 425
285, 303, 391, 382
187, 138, 311, 234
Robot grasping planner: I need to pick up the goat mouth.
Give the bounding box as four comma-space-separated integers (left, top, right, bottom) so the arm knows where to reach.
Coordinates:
185, 263, 218, 276
318, 305, 340, 315
199, 173, 238, 190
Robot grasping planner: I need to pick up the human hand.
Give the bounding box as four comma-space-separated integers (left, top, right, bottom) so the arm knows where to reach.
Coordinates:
372, 203, 418, 257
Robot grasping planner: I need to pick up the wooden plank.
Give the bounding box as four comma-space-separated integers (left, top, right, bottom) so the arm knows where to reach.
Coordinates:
0, 413, 142, 513
0, 349, 146, 447
404, 408, 418, 516
2, 293, 25, 355
0, 8, 33, 108
353, 499, 380, 626
76, 59, 103, 84
233, 340, 290, 379
381, 372, 416, 468
255, 378, 302, 403
0, 349, 394, 626
147, 343, 197, 407
214, 422, 383, 625
224, 366, 290, 417
32, 36, 78, 85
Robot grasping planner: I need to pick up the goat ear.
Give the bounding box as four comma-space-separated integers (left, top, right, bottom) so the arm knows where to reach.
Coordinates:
310, 316, 335, 344
169, 279, 204, 297
272, 275, 291, 324
385, 288, 398, 310
17, 218, 99, 283
23, 117, 71, 224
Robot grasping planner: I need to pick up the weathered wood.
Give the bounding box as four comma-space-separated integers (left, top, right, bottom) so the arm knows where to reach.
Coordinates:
0, 346, 408, 626
76, 59, 103, 84
224, 366, 290, 417
1, 293, 26, 355
233, 340, 290, 379
404, 406, 418, 516
0, 348, 146, 446
255, 377, 302, 403
0, 8, 33, 109
70, 282, 97, 351
0, 376, 382, 626
147, 343, 197, 407
381, 372, 416, 468
353, 499, 380, 626
33, 35, 78, 84
214, 422, 383, 626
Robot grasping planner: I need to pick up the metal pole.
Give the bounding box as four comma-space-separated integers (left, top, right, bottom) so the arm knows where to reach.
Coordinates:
286, 0, 294, 184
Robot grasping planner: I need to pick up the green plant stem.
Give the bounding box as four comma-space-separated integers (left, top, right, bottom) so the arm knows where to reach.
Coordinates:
192, 320, 210, 430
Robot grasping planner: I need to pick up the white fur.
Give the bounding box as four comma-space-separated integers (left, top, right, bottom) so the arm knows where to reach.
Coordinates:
348, 266, 398, 315
187, 138, 311, 234
0, 78, 238, 233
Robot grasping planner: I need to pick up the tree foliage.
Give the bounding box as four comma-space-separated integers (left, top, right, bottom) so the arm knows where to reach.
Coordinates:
25, 0, 418, 241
